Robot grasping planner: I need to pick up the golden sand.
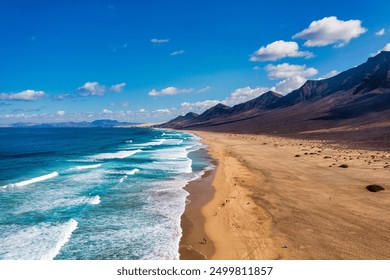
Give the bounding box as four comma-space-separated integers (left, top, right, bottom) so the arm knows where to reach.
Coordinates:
180, 131, 390, 259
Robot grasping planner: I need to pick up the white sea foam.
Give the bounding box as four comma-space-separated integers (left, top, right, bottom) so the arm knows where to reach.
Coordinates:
132, 139, 166, 147
125, 168, 140, 175
87, 195, 101, 205
6, 172, 59, 188
139, 144, 193, 174
161, 132, 182, 137
119, 176, 127, 183
62, 195, 101, 207
50, 195, 101, 208
91, 149, 142, 160
14, 195, 101, 215
75, 164, 101, 170
149, 146, 190, 160
43, 219, 78, 260
163, 139, 183, 145
142, 180, 189, 259
0, 219, 78, 260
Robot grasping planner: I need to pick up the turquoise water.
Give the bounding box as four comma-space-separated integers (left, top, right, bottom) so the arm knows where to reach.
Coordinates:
0, 127, 212, 260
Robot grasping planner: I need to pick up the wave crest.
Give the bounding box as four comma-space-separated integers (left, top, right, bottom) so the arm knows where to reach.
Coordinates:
91, 149, 142, 160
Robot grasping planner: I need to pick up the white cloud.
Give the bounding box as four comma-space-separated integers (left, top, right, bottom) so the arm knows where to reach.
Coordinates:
371, 42, 390, 56
197, 86, 211, 93
77, 81, 126, 96
180, 87, 269, 110
56, 110, 65, 116
170, 50, 185, 56
121, 101, 130, 107
273, 76, 307, 94
151, 38, 169, 43
78, 82, 106, 96
139, 108, 146, 113
224, 87, 269, 106
293, 16, 367, 47
102, 109, 113, 114
252, 66, 261, 71
250, 40, 313, 62
154, 109, 171, 113
382, 43, 390, 51
0, 90, 46, 101
148, 86, 194, 96
264, 63, 318, 79
181, 100, 220, 110
376, 28, 385, 37
109, 82, 126, 92
317, 70, 339, 80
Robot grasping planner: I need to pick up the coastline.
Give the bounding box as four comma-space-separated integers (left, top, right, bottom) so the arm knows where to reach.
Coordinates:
179, 168, 216, 259
180, 131, 390, 259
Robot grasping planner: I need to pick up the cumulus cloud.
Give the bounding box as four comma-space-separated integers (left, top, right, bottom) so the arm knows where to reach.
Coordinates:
371, 42, 390, 56
0, 90, 46, 101
154, 109, 171, 113
376, 28, 385, 37
317, 70, 339, 80
148, 87, 194, 96
102, 109, 113, 114
250, 40, 313, 62
150, 38, 169, 43
264, 63, 318, 79
170, 50, 185, 56
56, 110, 65, 116
293, 16, 367, 47
180, 87, 269, 110
77, 81, 126, 96
273, 76, 307, 94
109, 83, 126, 92
382, 43, 390, 51
260, 63, 318, 94
78, 82, 106, 96
181, 100, 220, 110
224, 87, 269, 106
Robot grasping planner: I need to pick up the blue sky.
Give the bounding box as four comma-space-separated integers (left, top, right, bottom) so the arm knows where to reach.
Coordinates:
0, 0, 389, 125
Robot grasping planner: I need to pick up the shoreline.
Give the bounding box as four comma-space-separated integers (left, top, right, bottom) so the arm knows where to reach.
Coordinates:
179, 168, 216, 259
180, 131, 390, 259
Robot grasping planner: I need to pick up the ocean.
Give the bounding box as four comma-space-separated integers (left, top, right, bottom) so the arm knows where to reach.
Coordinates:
0, 127, 212, 260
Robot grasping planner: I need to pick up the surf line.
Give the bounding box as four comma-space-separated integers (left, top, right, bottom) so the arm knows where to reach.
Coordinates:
5, 172, 59, 188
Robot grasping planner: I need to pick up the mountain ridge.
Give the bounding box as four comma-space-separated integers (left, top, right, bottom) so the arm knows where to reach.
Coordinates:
10, 119, 139, 128
160, 51, 390, 149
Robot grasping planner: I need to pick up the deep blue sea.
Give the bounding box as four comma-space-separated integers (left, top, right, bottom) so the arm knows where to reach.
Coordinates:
0, 127, 212, 260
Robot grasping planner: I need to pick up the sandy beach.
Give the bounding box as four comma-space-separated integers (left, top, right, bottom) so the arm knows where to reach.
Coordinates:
180, 131, 390, 259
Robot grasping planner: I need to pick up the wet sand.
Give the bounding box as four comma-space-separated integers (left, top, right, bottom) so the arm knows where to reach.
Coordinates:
179, 169, 216, 259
